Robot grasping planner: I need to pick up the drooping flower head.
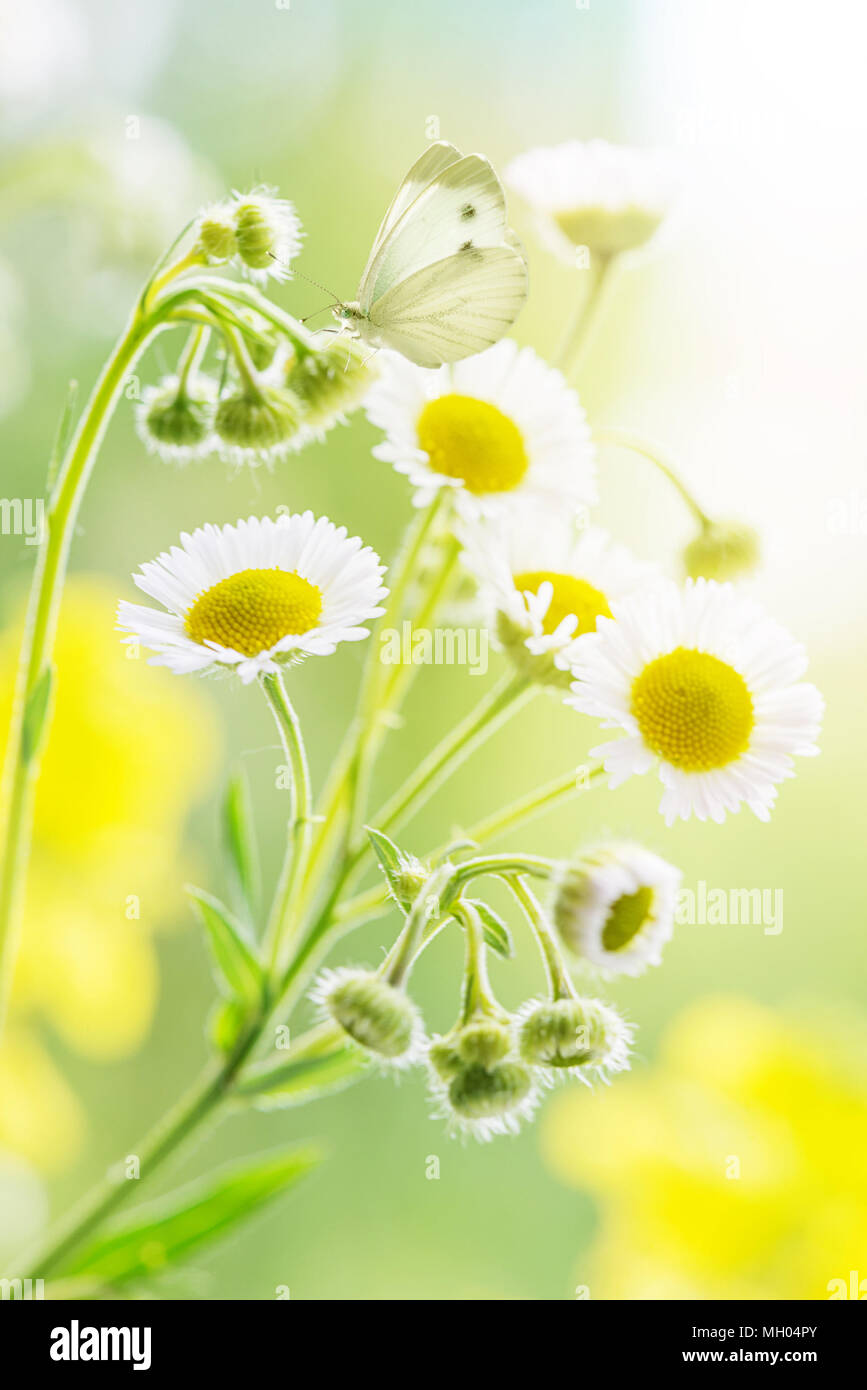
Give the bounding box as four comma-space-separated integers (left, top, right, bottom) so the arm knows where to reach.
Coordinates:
364, 340, 596, 521
135, 372, 218, 464
567, 579, 823, 824
552, 843, 682, 976
505, 139, 678, 264
461, 516, 655, 686
118, 512, 387, 684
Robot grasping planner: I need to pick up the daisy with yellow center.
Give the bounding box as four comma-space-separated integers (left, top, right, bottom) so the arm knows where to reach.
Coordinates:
460, 517, 656, 686
504, 139, 678, 264
566, 579, 823, 824
117, 513, 387, 684
552, 844, 682, 977
364, 339, 596, 519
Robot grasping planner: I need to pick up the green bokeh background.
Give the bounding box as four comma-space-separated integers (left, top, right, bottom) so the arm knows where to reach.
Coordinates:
1, 0, 865, 1298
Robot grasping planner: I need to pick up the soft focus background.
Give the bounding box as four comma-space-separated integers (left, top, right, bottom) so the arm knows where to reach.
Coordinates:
1, 0, 865, 1299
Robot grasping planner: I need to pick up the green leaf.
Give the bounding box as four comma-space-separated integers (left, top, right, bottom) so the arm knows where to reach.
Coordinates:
239, 1024, 367, 1110
468, 899, 514, 959
21, 665, 54, 764
187, 886, 264, 1005
62, 1144, 323, 1285
222, 767, 260, 922
366, 825, 404, 879
207, 997, 250, 1055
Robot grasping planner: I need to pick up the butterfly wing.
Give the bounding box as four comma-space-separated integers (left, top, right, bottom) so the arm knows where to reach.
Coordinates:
357, 142, 463, 296
359, 154, 513, 314
366, 243, 529, 367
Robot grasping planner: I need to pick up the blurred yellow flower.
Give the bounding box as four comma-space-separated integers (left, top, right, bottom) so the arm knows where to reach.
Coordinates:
0, 576, 219, 1163
541, 996, 867, 1299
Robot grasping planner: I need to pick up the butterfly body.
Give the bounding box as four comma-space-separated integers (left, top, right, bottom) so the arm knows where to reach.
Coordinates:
338, 142, 528, 368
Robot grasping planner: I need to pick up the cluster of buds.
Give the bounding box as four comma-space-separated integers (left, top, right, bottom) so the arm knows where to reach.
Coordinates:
135, 189, 378, 468
311, 836, 681, 1141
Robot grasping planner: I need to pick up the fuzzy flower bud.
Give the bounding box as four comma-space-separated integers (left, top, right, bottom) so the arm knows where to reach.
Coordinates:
230, 188, 303, 281
444, 1059, 538, 1141
196, 205, 238, 264
135, 374, 217, 463
283, 335, 377, 433
553, 843, 681, 977
428, 1017, 512, 1080
313, 967, 423, 1067
516, 996, 633, 1081
214, 384, 305, 465
683, 520, 761, 582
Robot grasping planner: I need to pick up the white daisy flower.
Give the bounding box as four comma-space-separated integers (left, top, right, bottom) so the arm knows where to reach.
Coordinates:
552, 844, 682, 977
460, 515, 656, 686
567, 579, 824, 824
364, 339, 596, 520
504, 139, 678, 264
117, 513, 387, 684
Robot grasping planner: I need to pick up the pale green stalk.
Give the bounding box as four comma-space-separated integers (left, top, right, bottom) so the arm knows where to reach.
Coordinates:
555, 253, 617, 374
260, 672, 314, 977
507, 875, 574, 1001
594, 426, 711, 528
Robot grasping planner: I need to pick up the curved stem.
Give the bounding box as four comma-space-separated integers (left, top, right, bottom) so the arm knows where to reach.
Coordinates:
555, 253, 616, 374
0, 306, 154, 1035
595, 426, 711, 528
507, 875, 574, 1001
260, 673, 313, 978
363, 672, 533, 846
453, 899, 501, 1022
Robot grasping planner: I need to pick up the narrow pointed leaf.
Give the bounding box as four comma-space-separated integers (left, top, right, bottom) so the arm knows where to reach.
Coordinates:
61, 1144, 323, 1284
468, 899, 514, 959
238, 1023, 367, 1109
187, 886, 264, 1004
222, 767, 260, 921
366, 826, 404, 879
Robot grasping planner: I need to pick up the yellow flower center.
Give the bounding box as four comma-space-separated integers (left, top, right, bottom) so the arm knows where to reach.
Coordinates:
630, 647, 754, 771
416, 393, 528, 494
185, 568, 323, 657
602, 886, 653, 952
513, 570, 612, 636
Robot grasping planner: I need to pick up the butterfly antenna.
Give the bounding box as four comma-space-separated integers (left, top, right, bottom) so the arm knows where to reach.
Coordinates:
267, 254, 344, 315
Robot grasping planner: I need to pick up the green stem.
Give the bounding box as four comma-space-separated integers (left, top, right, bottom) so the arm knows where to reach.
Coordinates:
0, 305, 155, 1036
453, 900, 501, 1022
555, 253, 616, 374
507, 875, 574, 1001
260, 673, 313, 978
595, 426, 711, 528
26, 1017, 263, 1280
452, 852, 554, 890
299, 497, 448, 910
363, 672, 533, 846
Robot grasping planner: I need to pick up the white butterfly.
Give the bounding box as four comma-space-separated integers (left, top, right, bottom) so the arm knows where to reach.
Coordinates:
336, 141, 529, 368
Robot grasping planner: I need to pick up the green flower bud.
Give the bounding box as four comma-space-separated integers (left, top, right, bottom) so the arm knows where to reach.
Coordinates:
428, 1017, 513, 1081
683, 521, 760, 582
314, 967, 423, 1066
197, 207, 237, 263
135, 374, 217, 462
516, 996, 633, 1079
444, 1059, 538, 1140
283, 336, 377, 433
214, 384, 305, 464
230, 188, 302, 281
